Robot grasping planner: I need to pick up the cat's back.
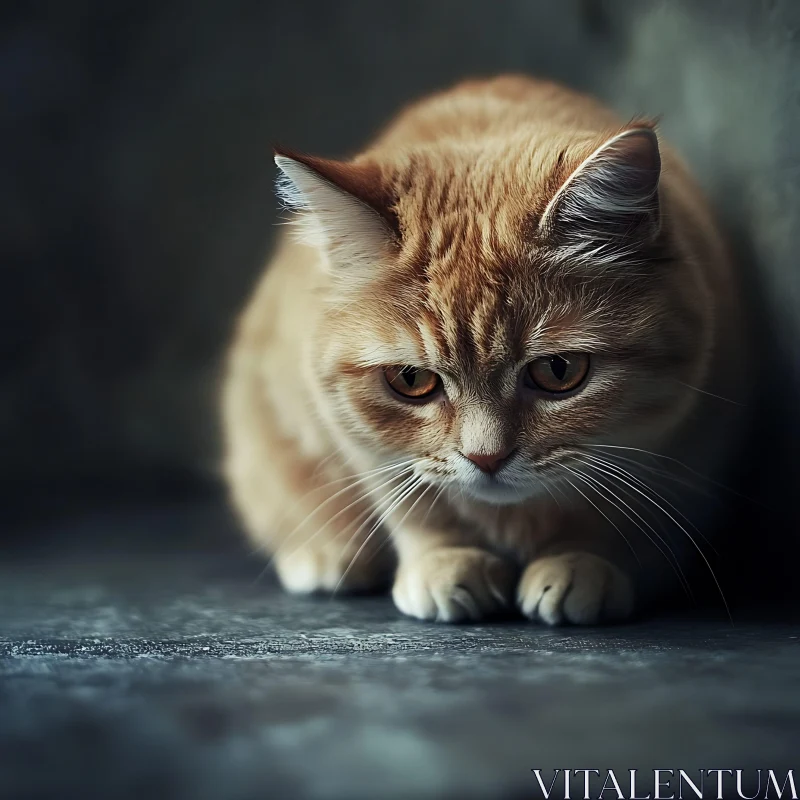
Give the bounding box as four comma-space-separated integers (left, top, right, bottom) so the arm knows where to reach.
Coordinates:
368, 75, 621, 152
369, 75, 737, 329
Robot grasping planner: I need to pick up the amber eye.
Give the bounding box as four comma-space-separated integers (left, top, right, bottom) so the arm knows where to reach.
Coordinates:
527, 353, 590, 394
384, 366, 440, 400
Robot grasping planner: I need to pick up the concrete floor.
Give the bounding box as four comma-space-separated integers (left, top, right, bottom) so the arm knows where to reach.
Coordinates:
0, 502, 797, 800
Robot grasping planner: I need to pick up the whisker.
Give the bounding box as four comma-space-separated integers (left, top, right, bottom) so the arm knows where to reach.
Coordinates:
328, 472, 420, 573
390, 481, 433, 537
588, 444, 761, 506
419, 483, 447, 528
676, 380, 745, 407
570, 463, 693, 599
582, 453, 719, 556
592, 450, 720, 502
271, 460, 417, 557
357, 479, 438, 576
334, 475, 424, 595
268, 457, 418, 541
540, 478, 562, 509
580, 456, 732, 623
355, 476, 447, 571
309, 446, 351, 482
258, 465, 415, 585
557, 465, 641, 566
546, 474, 573, 506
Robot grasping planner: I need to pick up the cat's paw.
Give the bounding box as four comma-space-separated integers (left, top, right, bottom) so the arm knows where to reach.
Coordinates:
275, 543, 389, 595
517, 553, 634, 625
392, 547, 515, 623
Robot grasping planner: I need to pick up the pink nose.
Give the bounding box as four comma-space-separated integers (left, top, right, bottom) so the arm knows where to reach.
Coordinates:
464, 448, 514, 474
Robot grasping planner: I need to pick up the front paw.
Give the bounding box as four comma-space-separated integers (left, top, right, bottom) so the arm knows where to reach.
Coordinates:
517, 553, 634, 625
392, 547, 516, 623
274, 542, 389, 595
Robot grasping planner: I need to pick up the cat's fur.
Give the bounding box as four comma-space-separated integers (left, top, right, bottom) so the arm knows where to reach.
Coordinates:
222, 76, 748, 624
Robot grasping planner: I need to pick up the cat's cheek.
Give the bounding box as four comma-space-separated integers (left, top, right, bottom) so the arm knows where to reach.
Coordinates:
346, 387, 450, 453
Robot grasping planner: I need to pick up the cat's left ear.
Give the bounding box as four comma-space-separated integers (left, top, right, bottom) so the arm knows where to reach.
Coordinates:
273, 148, 398, 277
539, 127, 661, 264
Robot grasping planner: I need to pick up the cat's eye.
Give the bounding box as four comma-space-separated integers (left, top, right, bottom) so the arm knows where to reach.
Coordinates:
526, 353, 590, 394
384, 366, 441, 400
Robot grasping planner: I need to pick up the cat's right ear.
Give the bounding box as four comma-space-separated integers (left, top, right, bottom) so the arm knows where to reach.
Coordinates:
273, 148, 399, 278
538, 127, 661, 267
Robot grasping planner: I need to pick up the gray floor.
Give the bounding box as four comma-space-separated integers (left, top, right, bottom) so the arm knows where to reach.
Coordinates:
0, 502, 797, 800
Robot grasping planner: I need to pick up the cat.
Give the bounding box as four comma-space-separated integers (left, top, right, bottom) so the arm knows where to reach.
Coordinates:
222, 75, 749, 625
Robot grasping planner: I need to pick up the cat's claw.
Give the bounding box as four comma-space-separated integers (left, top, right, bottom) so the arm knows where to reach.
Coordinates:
392, 547, 515, 623
518, 552, 634, 625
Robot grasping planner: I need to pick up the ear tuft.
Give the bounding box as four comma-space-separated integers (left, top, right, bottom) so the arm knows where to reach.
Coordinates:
274, 154, 312, 213
539, 127, 662, 266
273, 149, 398, 278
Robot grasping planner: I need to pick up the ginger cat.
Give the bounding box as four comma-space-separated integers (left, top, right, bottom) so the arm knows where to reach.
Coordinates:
222, 76, 747, 624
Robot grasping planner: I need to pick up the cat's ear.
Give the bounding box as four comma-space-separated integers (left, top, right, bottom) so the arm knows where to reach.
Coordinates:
274, 148, 398, 274
539, 127, 661, 265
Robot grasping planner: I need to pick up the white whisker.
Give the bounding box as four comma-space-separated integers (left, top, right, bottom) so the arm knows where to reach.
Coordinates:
261, 463, 416, 585
579, 455, 732, 623
588, 444, 760, 506
677, 380, 744, 407
358, 480, 437, 577
273, 460, 416, 552
329, 472, 420, 570
420, 483, 447, 528
557, 465, 641, 566
321, 470, 421, 578
334, 475, 424, 595
571, 462, 692, 599
582, 453, 718, 556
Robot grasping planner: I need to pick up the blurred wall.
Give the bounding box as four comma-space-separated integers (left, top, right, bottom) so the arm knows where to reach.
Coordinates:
1, 1, 797, 519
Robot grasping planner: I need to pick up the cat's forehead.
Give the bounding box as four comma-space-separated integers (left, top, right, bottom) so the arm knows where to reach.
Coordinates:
375, 256, 592, 378
419, 275, 573, 371
390, 224, 549, 371
417, 286, 522, 375
396, 157, 536, 267
365, 150, 644, 372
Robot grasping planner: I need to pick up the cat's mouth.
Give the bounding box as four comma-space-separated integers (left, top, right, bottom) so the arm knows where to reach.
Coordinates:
418, 455, 548, 505
456, 469, 541, 505
459, 478, 532, 505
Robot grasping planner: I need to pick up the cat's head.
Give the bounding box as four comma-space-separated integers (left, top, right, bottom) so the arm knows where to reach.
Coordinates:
275, 126, 711, 505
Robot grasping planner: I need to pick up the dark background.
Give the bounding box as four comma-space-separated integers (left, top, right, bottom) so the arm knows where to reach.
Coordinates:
1, 0, 798, 569
1, 4, 799, 798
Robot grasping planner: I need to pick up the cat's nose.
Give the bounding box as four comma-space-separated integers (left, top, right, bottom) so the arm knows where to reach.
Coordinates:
463, 448, 515, 474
